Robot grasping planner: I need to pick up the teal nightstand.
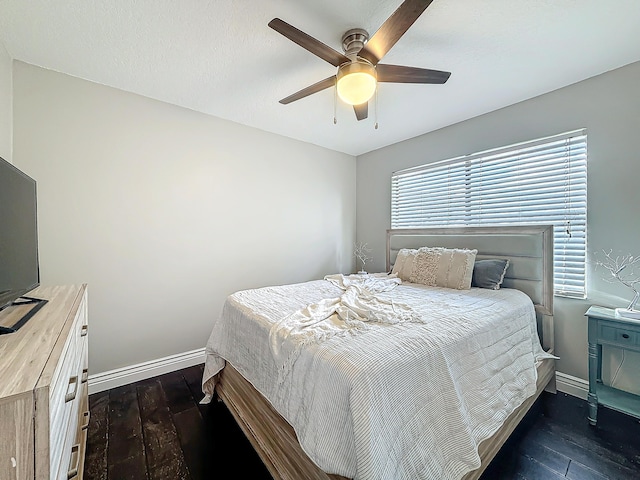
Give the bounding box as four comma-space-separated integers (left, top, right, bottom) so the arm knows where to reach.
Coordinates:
586, 305, 640, 425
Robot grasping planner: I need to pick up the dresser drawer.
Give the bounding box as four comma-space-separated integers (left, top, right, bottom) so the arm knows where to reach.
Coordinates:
72, 381, 90, 480
48, 292, 88, 480
56, 379, 88, 480
49, 339, 80, 478
598, 320, 640, 348
65, 340, 89, 480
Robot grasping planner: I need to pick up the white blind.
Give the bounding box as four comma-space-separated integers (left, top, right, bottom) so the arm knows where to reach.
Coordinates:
391, 130, 588, 298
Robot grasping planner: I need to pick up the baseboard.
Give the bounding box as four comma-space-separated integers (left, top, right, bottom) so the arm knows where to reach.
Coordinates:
88, 347, 206, 394
555, 371, 589, 400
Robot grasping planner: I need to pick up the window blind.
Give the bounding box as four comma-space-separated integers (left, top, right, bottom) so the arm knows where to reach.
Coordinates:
391, 129, 588, 298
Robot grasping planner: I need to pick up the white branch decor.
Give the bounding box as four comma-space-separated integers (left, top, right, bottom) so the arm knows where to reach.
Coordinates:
354, 242, 372, 274
595, 249, 640, 318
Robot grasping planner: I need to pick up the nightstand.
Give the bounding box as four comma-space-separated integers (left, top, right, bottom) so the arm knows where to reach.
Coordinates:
586, 305, 640, 426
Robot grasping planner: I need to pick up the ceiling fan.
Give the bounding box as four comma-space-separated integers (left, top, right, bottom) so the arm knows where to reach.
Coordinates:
268, 0, 451, 121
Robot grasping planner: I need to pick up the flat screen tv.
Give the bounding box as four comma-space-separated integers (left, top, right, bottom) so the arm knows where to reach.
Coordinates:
0, 156, 46, 334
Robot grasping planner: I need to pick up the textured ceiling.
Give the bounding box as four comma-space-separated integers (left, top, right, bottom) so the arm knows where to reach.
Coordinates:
1, 0, 640, 156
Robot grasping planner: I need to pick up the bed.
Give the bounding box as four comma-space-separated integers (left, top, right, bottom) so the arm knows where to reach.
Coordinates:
202, 225, 557, 480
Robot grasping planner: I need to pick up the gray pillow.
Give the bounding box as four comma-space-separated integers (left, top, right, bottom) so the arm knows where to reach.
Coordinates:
471, 259, 510, 290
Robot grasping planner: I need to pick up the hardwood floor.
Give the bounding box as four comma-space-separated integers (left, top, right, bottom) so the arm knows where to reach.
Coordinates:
84, 364, 640, 480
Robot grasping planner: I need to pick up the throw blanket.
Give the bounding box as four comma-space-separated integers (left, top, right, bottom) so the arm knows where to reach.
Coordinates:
269, 273, 422, 384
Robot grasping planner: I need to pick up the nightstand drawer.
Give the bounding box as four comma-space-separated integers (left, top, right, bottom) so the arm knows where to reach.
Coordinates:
598, 321, 640, 348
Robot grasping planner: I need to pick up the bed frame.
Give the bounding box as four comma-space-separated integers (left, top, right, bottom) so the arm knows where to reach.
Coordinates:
214, 225, 556, 480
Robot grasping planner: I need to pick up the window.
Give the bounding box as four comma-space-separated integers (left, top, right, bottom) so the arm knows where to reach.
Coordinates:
391, 129, 587, 298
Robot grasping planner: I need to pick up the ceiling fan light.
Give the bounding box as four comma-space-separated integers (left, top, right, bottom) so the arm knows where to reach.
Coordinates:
336, 60, 377, 106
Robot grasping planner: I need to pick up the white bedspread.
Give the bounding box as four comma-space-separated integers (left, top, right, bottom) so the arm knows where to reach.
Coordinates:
202, 274, 554, 480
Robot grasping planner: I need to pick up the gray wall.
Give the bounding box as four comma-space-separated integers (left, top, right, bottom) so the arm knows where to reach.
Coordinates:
13, 61, 356, 374
356, 61, 640, 395
9, 55, 640, 395
0, 44, 11, 161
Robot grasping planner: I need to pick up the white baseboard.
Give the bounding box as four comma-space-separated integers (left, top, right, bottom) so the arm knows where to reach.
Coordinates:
555, 371, 589, 400
88, 347, 206, 394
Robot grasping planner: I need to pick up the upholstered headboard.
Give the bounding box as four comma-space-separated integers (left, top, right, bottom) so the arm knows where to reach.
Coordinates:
386, 225, 554, 351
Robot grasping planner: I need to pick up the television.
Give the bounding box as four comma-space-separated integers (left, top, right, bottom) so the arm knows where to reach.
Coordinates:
0, 156, 46, 334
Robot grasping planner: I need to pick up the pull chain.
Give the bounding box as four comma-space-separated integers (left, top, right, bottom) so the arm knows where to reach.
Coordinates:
333, 84, 337, 125
374, 86, 379, 129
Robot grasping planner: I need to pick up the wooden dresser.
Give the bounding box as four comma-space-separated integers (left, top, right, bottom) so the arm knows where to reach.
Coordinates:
0, 285, 89, 480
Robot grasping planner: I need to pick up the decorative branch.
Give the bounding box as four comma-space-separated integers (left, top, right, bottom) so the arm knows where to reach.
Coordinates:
594, 249, 640, 311
354, 242, 373, 273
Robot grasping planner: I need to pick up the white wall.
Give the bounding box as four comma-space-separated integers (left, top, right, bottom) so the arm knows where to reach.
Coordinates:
0, 42, 11, 161
13, 61, 356, 375
356, 61, 640, 395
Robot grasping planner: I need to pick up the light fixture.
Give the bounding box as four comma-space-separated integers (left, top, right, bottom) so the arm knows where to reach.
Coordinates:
336, 59, 377, 106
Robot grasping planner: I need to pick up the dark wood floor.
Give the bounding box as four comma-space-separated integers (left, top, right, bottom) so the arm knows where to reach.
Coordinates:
84, 364, 640, 480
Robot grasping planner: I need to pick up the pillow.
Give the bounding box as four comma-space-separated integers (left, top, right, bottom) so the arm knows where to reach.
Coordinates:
391, 248, 418, 280
472, 259, 510, 290
409, 247, 477, 290
391, 249, 408, 276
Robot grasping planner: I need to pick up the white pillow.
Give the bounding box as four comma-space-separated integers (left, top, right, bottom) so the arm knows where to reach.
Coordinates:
391, 248, 418, 280
391, 250, 407, 276
409, 247, 478, 290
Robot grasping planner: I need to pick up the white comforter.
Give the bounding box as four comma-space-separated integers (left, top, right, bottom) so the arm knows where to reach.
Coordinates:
202, 274, 554, 480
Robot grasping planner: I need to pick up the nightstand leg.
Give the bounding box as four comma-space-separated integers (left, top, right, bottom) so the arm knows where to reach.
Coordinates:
587, 342, 600, 425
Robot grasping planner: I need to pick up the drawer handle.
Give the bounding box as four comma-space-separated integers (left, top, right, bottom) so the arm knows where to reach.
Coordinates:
82, 410, 90, 430
82, 368, 89, 383
80, 324, 88, 337
65, 376, 79, 403
622, 333, 630, 339
67, 444, 80, 479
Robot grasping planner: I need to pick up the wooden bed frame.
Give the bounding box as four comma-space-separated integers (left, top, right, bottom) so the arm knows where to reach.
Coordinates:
213, 225, 556, 480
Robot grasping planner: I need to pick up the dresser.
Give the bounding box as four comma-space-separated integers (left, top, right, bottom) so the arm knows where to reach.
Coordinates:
0, 285, 89, 480
586, 305, 640, 426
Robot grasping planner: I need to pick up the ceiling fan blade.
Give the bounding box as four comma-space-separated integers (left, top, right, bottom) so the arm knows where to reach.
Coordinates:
359, 0, 434, 66
269, 18, 350, 67
354, 103, 368, 121
377, 64, 451, 84
279, 76, 336, 104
